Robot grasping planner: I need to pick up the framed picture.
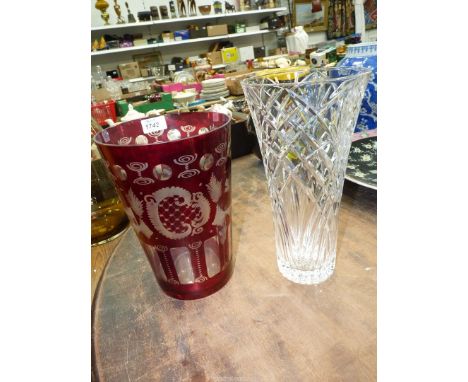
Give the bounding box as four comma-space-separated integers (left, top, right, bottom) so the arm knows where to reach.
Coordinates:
364, 0, 377, 30
293, 0, 329, 32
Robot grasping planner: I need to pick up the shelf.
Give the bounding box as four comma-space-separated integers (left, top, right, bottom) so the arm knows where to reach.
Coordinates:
91, 7, 287, 32
91, 29, 279, 57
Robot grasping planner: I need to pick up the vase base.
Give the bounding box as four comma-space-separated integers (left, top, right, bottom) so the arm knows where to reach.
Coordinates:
277, 258, 335, 285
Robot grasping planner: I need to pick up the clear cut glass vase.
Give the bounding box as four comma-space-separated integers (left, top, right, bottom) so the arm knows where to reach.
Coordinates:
241, 66, 371, 284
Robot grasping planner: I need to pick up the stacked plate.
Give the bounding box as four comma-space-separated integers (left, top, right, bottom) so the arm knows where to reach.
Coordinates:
200, 78, 230, 101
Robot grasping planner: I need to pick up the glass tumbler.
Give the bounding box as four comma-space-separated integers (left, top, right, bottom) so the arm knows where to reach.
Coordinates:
94, 112, 234, 300
242, 67, 370, 284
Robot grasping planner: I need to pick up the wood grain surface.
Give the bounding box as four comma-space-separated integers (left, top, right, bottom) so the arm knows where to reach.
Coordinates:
91, 229, 128, 301
92, 154, 377, 382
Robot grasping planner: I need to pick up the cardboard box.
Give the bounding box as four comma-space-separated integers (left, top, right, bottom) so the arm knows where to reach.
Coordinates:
222, 47, 239, 64
161, 32, 174, 43
133, 52, 163, 77
225, 71, 252, 95
207, 51, 223, 65
133, 39, 147, 46
174, 30, 190, 40
118, 62, 141, 79
207, 24, 228, 37
239, 46, 255, 62
246, 25, 260, 32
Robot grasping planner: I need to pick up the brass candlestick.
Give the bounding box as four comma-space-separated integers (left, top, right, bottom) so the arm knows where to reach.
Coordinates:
95, 0, 110, 25
113, 0, 126, 24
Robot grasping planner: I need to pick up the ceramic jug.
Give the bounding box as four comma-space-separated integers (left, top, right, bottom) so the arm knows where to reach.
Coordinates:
337, 42, 377, 132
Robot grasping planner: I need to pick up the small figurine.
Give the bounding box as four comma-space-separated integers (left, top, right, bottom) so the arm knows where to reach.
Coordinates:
125, 1, 136, 23
169, 0, 177, 17
150, 6, 160, 20
159, 5, 169, 19
92, 39, 99, 51
225, 1, 235, 12
99, 36, 107, 50
188, 0, 197, 16
213, 0, 222, 14
113, 0, 126, 23
95, 0, 110, 25
177, 0, 187, 17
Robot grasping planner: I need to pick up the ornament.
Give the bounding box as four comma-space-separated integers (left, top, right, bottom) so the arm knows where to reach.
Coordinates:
113, 0, 126, 24
95, 0, 110, 25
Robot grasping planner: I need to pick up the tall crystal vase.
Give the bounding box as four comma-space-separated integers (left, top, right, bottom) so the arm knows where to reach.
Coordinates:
242, 67, 370, 284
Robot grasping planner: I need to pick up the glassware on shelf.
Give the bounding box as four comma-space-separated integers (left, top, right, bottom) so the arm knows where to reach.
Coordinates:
93, 65, 106, 89
94, 112, 235, 300
91, 119, 129, 246
91, 75, 98, 92
103, 76, 122, 100
241, 66, 370, 284
120, 79, 130, 94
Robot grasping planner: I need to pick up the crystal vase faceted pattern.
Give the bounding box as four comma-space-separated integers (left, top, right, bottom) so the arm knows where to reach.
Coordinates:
242, 67, 370, 284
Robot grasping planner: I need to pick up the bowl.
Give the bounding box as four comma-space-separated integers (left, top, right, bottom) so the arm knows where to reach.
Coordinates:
173, 91, 197, 105
198, 5, 211, 15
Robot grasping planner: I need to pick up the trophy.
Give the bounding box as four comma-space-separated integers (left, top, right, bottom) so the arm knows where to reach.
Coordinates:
188, 0, 197, 16
169, 0, 177, 18
125, 1, 137, 23
177, 0, 187, 17
95, 0, 110, 25
150, 6, 160, 20
113, 0, 126, 24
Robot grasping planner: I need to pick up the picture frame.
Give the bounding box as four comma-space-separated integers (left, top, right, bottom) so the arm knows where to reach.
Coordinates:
364, 0, 377, 30
293, 0, 329, 33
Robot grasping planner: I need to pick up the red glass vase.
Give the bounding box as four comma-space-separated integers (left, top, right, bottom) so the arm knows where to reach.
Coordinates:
94, 112, 234, 300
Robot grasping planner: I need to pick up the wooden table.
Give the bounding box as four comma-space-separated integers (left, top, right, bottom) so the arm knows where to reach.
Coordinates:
91, 229, 127, 302
92, 154, 376, 382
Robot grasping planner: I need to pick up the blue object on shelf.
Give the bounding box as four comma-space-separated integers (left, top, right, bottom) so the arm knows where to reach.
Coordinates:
188, 99, 206, 106
174, 30, 190, 40
337, 42, 377, 132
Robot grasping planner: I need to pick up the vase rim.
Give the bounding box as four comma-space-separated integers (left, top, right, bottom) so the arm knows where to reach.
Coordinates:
93, 111, 231, 148
241, 66, 371, 88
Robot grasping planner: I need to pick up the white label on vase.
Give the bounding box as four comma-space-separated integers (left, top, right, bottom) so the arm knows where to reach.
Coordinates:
204, 236, 221, 278
142, 116, 168, 134
170, 247, 195, 284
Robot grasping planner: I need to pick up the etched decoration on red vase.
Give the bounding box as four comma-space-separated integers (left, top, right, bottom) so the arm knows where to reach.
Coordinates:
94, 112, 233, 300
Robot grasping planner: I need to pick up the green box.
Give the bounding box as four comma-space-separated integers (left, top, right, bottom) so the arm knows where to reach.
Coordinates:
116, 93, 174, 116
